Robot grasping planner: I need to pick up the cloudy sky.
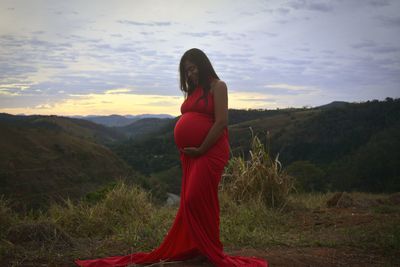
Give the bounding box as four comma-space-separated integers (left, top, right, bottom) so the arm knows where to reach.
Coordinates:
0, 0, 399, 116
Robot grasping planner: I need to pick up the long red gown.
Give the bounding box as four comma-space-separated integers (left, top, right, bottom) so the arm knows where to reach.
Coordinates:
75, 84, 269, 267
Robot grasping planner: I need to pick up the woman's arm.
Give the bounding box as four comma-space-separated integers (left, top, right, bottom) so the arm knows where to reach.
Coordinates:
182, 81, 228, 157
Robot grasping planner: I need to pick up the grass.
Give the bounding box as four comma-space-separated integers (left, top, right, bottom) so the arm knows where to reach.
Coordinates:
1, 134, 399, 266
221, 129, 295, 210
1, 185, 399, 266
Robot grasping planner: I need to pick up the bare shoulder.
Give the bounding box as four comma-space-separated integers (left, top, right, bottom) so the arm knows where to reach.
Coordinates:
210, 80, 227, 95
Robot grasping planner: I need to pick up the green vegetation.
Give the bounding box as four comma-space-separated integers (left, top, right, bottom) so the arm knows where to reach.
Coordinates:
286, 160, 326, 192
110, 132, 180, 176
272, 98, 400, 192
0, 113, 173, 211
2, 98, 397, 212
109, 98, 400, 194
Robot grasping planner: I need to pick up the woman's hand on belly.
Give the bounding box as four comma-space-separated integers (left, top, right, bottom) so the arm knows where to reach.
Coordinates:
181, 146, 205, 157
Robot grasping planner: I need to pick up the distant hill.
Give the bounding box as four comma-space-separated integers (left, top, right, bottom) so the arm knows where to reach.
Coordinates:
0, 113, 127, 145
270, 98, 400, 192
0, 113, 146, 210
110, 98, 400, 193
316, 101, 350, 109
69, 114, 174, 127
2, 98, 398, 210
115, 117, 174, 139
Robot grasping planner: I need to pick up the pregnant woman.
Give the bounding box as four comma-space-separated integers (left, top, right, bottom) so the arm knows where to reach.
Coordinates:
75, 48, 268, 267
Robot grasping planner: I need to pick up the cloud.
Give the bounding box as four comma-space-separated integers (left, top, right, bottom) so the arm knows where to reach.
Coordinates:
0, 90, 20, 96
376, 15, 400, 27
351, 40, 376, 49
104, 88, 133, 94
229, 91, 277, 109
263, 83, 321, 95
240, 97, 275, 102
286, 0, 334, 12
180, 31, 225, 37
276, 7, 291, 15
1, 0, 398, 115
367, 0, 391, 7
0, 63, 37, 79
208, 20, 224, 25
351, 40, 400, 54
265, 84, 313, 90
117, 20, 173, 27
0, 92, 183, 116
370, 45, 400, 54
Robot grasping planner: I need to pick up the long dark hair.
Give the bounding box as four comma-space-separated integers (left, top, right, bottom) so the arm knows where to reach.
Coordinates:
179, 48, 219, 103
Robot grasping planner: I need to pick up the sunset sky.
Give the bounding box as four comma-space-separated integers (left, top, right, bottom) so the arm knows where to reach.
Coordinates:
1, 0, 399, 116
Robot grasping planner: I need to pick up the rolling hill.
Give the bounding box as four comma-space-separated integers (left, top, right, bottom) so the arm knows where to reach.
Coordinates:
0, 113, 143, 210
114, 117, 174, 139
1, 98, 398, 211
110, 98, 400, 193
70, 113, 174, 127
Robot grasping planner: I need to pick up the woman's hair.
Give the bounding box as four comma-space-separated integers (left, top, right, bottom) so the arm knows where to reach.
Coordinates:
179, 48, 219, 102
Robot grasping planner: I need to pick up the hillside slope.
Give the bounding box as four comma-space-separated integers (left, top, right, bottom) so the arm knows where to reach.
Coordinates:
110, 99, 400, 193
0, 114, 139, 210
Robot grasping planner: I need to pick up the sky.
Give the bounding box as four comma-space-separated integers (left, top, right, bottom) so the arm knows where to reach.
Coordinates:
0, 0, 399, 117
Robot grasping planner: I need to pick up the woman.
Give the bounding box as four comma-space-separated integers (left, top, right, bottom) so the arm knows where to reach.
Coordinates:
75, 48, 268, 267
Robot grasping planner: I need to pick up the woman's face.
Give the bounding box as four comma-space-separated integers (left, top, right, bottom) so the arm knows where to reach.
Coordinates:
184, 60, 199, 86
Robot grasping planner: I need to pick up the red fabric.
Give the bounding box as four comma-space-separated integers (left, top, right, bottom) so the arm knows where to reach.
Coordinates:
75, 85, 268, 267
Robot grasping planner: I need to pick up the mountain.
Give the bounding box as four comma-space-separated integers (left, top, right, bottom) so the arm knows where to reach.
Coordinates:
115, 117, 174, 139
110, 98, 400, 193
125, 114, 174, 119
0, 113, 142, 210
316, 101, 350, 109
69, 114, 174, 127
270, 98, 400, 192
76, 114, 135, 127
0, 113, 127, 145
2, 97, 398, 211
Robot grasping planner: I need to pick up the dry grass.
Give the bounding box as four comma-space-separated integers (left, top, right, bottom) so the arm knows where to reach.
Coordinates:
1, 185, 399, 266
48, 182, 155, 238
220, 129, 296, 210
1, 136, 399, 266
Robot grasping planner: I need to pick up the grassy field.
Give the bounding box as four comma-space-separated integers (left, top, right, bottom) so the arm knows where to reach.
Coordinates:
0, 183, 399, 267
1, 135, 399, 266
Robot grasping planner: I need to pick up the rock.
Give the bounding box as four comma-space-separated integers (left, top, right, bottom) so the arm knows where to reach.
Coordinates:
388, 192, 400, 205
326, 192, 343, 208
165, 192, 180, 207
326, 192, 354, 208
336, 192, 354, 208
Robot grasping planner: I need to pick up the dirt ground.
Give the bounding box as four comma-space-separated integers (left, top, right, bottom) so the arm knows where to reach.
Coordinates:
129, 201, 400, 267
136, 246, 394, 267
4, 193, 399, 266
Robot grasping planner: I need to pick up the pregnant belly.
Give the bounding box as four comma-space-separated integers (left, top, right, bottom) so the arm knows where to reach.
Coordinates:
174, 112, 214, 149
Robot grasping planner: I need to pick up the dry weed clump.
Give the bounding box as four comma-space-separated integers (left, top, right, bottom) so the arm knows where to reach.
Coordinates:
220, 129, 295, 210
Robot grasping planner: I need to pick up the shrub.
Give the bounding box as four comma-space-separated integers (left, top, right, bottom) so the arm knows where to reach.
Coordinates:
286, 160, 326, 192
220, 130, 295, 210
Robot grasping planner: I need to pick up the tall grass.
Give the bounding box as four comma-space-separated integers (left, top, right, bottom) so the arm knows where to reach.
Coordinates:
2, 132, 399, 265
1, 182, 399, 265
48, 182, 155, 238
0, 196, 15, 239
220, 129, 296, 210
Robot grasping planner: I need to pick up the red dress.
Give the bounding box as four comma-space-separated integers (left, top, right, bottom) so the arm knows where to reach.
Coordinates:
75, 85, 269, 267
